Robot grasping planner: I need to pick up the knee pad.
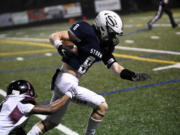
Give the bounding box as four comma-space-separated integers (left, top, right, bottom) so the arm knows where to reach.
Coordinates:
99, 102, 108, 112
93, 110, 105, 118
93, 102, 108, 118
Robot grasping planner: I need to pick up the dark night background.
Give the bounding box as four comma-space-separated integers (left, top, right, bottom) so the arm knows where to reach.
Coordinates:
0, 0, 180, 15
0, 0, 179, 30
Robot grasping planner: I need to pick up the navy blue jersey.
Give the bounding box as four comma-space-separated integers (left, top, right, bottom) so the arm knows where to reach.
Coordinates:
62, 21, 116, 74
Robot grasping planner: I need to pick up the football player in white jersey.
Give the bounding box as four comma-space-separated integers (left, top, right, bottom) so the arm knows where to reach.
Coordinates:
0, 80, 76, 135
27, 10, 150, 135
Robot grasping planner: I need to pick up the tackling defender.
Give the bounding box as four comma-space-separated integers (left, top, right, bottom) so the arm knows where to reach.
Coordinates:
27, 10, 150, 135
0, 80, 76, 135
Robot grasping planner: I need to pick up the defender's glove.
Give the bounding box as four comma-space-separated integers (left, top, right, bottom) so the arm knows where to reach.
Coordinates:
120, 69, 151, 82
65, 87, 78, 99
58, 45, 76, 58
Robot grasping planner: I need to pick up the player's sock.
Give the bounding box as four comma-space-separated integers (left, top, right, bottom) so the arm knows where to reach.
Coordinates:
27, 124, 43, 135
85, 117, 102, 135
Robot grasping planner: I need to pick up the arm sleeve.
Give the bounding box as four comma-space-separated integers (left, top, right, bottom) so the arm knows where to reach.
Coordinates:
18, 97, 36, 115
102, 54, 117, 68
101, 40, 117, 68
18, 102, 34, 115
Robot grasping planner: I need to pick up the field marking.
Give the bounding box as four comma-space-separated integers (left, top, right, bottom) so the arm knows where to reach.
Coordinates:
113, 53, 179, 65
153, 63, 180, 71
115, 46, 180, 55
0, 50, 178, 66
0, 49, 178, 65
176, 32, 180, 35
0, 65, 59, 74
123, 23, 179, 28
0, 37, 49, 42
36, 115, 79, 135
115, 46, 180, 70
2, 39, 180, 56
0, 40, 52, 48
150, 35, 160, 39
124, 40, 135, 44
1, 39, 180, 66
0, 88, 79, 135
99, 79, 180, 96
0, 49, 55, 57
0, 88, 6, 97
16, 57, 24, 61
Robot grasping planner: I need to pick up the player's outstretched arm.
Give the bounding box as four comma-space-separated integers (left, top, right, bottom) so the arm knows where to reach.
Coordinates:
30, 95, 70, 115
29, 89, 77, 115
110, 62, 151, 81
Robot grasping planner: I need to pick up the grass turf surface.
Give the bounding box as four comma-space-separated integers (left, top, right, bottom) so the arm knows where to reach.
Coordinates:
0, 9, 180, 135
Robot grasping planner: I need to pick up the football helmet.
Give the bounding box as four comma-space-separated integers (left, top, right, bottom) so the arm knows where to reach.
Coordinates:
94, 10, 123, 44
7, 80, 36, 97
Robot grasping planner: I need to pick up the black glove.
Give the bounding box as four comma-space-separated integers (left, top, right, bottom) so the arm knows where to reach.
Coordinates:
132, 73, 151, 82
58, 45, 76, 58
120, 69, 151, 81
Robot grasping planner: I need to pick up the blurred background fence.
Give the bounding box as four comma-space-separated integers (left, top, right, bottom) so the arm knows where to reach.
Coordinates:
0, 0, 180, 30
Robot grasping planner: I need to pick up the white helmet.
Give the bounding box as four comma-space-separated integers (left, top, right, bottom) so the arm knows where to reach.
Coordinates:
94, 10, 123, 42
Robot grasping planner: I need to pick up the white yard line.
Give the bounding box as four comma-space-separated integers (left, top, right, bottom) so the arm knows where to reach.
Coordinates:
2, 37, 180, 56
1, 23, 178, 42
36, 115, 79, 135
115, 46, 180, 55
115, 46, 180, 71
1, 37, 49, 42
0, 88, 79, 135
153, 64, 180, 71
0, 89, 6, 97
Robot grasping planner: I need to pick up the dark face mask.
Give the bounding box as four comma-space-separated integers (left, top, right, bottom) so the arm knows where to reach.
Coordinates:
107, 27, 123, 46
107, 32, 120, 46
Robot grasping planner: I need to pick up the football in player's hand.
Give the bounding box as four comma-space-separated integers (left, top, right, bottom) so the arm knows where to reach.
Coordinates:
62, 40, 78, 54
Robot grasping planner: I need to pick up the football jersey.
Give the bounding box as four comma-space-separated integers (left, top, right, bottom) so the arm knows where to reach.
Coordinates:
64, 21, 116, 74
0, 94, 35, 135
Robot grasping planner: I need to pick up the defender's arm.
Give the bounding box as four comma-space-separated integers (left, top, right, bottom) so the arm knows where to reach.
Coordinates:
30, 95, 70, 115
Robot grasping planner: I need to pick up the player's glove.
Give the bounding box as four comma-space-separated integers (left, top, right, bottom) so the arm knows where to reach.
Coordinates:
120, 69, 151, 82
132, 73, 151, 82
58, 45, 76, 58
65, 87, 78, 99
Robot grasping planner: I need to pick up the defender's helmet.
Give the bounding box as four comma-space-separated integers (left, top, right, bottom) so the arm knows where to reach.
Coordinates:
94, 10, 123, 43
7, 80, 36, 97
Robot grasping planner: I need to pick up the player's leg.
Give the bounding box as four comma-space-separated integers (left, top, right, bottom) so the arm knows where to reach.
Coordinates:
9, 127, 27, 135
27, 71, 75, 135
148, 4, 164, 29
72, 86, 108, 135
85, 102, 108, 135
27, 88, 71, 135
164, 5, 177, 28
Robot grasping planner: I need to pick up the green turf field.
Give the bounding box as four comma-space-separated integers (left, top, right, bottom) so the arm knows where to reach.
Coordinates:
0, 9, 180, 135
